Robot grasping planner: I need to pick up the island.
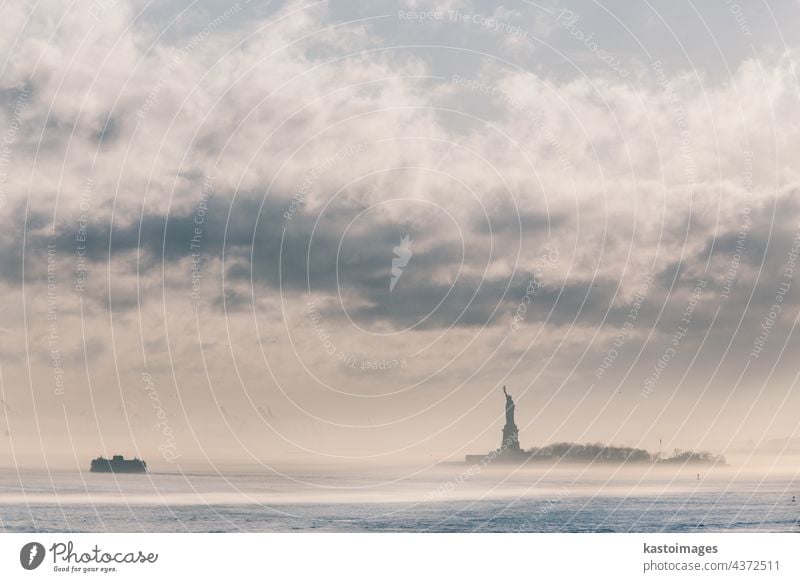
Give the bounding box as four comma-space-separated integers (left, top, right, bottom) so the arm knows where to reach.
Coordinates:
465, 387, 724, 466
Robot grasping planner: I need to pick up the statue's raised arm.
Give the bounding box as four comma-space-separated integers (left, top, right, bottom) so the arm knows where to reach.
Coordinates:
503, 386, 508, 398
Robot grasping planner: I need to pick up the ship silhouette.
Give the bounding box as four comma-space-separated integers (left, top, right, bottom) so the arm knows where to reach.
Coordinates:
90, 454, 147, 474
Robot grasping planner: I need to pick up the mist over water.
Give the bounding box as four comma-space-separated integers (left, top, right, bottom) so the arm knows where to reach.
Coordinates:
2, 462, 798, 532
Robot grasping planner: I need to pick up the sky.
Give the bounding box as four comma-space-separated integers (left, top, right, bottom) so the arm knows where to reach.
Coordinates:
1, 0, 800, 469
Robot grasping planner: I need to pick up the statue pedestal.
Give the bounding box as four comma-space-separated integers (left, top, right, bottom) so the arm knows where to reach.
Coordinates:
501, 423, 522, 453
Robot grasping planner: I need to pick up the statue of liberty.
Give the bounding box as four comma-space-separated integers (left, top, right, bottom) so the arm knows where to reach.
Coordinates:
503, 386, 515, 427
501, 386, 521, 453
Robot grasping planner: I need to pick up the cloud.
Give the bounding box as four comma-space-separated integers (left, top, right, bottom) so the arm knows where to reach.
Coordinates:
3, 0, 800, 461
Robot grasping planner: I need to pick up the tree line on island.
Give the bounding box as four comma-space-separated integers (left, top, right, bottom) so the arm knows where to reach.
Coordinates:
524, 442, 725, 465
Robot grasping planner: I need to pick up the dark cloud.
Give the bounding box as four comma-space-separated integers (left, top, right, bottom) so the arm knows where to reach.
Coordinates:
9, 186, 800, 341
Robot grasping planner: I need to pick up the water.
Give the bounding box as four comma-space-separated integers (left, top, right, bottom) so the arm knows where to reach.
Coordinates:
1, 465, 798, 532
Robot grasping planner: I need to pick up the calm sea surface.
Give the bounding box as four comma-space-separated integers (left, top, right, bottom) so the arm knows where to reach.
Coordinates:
1, 465, 798, 532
